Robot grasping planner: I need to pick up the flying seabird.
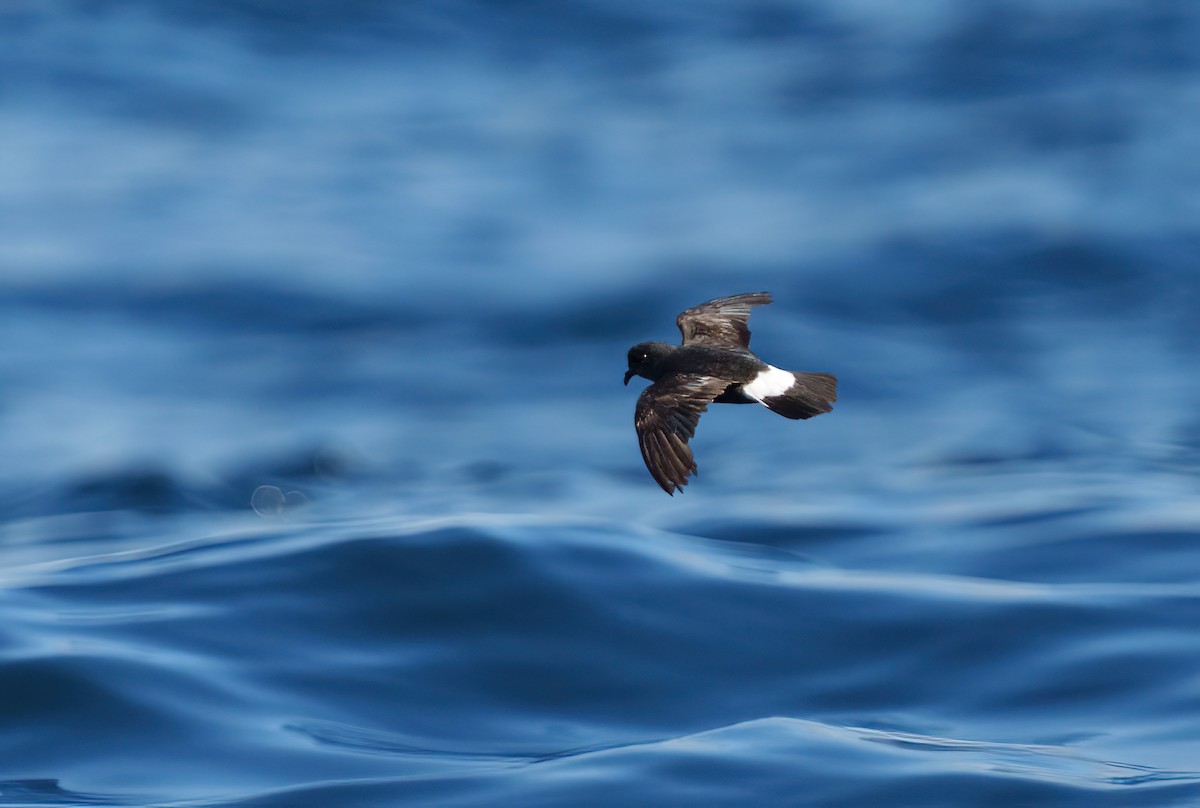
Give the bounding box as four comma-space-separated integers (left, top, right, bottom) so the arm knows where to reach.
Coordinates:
624, 292, 836, 494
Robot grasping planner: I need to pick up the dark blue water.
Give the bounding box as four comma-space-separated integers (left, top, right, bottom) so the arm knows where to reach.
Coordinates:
4, 2, 1200, 805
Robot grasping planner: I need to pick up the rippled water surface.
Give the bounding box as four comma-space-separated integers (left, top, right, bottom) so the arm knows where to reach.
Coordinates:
3, 1, 1200, 806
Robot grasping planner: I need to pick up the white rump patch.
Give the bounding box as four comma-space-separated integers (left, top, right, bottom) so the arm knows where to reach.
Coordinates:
742, 365, 795, 401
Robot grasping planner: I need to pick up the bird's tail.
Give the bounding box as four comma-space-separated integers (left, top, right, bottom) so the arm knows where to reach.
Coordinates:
761, 372, 837, 420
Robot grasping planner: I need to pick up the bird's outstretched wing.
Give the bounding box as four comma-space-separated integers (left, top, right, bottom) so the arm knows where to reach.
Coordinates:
675, 292, 773, 349
634, 374, 729, 494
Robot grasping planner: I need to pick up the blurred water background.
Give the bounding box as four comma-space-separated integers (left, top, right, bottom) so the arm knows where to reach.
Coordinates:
3, 1, 1200, 805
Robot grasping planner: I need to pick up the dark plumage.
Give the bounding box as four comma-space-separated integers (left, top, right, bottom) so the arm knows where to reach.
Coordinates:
624, 292, 837, 494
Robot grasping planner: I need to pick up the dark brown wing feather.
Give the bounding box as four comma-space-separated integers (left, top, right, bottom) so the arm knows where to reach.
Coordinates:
675, 292, 773, 349
634, 375, 728, 494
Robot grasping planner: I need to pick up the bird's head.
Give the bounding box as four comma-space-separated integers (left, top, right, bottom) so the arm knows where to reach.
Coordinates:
624, 341, 675, 385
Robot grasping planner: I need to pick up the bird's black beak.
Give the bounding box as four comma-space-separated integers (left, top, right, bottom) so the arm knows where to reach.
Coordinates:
623, 369, 635, 386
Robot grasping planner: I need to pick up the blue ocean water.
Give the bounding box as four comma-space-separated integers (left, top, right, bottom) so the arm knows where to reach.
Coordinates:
3, 1, 1200, 805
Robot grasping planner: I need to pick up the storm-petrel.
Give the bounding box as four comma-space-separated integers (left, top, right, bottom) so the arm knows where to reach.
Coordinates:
624, 292, 836, 494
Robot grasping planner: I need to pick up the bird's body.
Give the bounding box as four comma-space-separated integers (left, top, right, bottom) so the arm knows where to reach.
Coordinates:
624, 292, 836, 494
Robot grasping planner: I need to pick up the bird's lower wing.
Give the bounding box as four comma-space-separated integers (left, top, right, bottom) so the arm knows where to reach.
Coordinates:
634, 375, 728, 494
